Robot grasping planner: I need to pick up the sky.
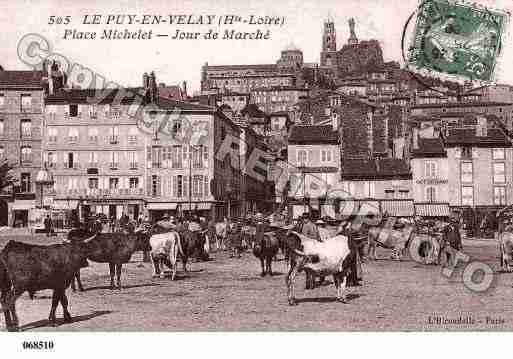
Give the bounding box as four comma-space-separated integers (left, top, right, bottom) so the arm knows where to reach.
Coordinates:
1, 0, 512, 93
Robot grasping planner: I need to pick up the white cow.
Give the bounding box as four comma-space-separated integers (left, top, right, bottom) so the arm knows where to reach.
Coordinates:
284, 231, 360, 305
149, 231, 183, 280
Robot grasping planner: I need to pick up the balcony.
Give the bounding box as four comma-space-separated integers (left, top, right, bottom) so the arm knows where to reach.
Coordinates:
109, 162, 119, 169
68, 136, 78, 143
87, 162, 99, 168
90, 112, 98, 119
109, 136, 119, 144
88, 136, 98, 143
63, 162, 80, 170
129, 162, 138, 169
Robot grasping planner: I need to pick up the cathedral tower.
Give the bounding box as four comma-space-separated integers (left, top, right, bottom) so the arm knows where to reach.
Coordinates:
320, 18, 337, 68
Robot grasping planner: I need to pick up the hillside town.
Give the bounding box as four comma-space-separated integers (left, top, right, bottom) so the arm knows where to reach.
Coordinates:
1, 17, 513, 239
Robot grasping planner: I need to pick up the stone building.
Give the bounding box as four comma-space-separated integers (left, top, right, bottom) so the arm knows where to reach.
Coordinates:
250, 86, 309, 114
0, 70, 45, 227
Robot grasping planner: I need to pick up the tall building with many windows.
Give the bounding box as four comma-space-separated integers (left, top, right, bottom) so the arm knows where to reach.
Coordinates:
0, 70, 44, 227
44, 86, 146, 221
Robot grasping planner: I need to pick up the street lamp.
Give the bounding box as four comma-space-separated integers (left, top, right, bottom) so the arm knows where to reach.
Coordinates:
35, 166, 54, 208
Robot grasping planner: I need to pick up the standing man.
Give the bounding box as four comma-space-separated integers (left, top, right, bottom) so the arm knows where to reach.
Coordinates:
442, 211, 463, 267
44, 214, 52, 237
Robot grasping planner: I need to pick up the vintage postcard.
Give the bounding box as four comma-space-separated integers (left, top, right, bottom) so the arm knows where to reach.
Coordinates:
2, 0, 513, 349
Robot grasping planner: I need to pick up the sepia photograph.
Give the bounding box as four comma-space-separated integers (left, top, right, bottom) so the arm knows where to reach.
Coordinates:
1, 0, 513, 354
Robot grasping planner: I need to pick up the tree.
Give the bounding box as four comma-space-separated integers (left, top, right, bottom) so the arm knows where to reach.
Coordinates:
0, 160, 17, 193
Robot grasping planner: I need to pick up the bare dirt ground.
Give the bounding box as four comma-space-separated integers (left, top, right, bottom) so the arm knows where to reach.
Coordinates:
1, 233, 513, 331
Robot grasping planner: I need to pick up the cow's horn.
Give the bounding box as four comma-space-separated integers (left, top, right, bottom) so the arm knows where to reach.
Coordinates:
82, 234, 98, 243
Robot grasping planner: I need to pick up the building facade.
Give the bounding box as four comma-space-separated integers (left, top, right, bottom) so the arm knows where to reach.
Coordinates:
0, 70, 44, 227
44, 87, 146, 221
250, 86, 309, 114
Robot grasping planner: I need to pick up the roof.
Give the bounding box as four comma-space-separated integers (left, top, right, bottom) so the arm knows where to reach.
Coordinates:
341, 158, 411, 180
412, 101, 512, 109
158, 85, 184, 101
205, 64, 278, 71
411, 138, 447, 158
45, 88, 143, 104
444, 128, 511, 147
0, 70, 44, 89
251, 86, 309, 92
241, 103, 268, 118
288, 125, 339, 144
155, 97, 215, 112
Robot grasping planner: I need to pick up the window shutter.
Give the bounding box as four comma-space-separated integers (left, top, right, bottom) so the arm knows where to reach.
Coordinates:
147, 176, 152, 196
203, 146, 208, 161
204, 176, 209, 198
157, 176, 162, 197
183, 176, 188, 197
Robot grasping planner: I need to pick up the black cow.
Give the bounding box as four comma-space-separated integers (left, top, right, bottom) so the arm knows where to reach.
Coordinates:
177, 229, 208, 272
253, 232, 280, 277
68, 226, 150, 290
0, 237, 94, 331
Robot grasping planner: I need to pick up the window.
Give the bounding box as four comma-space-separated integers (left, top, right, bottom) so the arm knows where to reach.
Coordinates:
128, 127, 138, 143
461, 186, 474, 206
48, 128, 57, 143
192, 175, 204, 197
0, 146, 4, 159
175, 175, 183, 197
109, 127, 119, 143
192, 146, 204, 168
21, 146, 32, 163
20, 119, 31, 138
492, 148, 505, 160
69, 104, 78, 117
128, 152, 138, 169
384, 189, 395, 199
0, 119, 4, 136
425, 161, 437, 178
68, 127, 78, 142
493, 162, 505, 183
461, 147, 472, 159
297, 149, 308, 166
494, 186, 506, 205
0, 94, 4, 107
88, 178, 99, 189
151, 147, 161, 168
20, 173, 31, 192
151, 175, 159, 197
426, 187, 436, 202
88, 152, 98, 167
321, 149, 332, 163
171, 146, 182, 168
65, 152, 79, 169
20, 95, 32, 112
89, 104, 97, 118
46, 152, 56, 168
110, 152, 119, 168
129, 177, 139, 189
88, 127, 98, 142
398, 190, 409, 199
172, 119, 182, 136
460, 162, 473, 183
364, 181, 375, 198
109, 178, 119, 189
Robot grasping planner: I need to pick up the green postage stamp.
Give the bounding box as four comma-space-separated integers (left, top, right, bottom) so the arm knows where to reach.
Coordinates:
408, 0, 510, 83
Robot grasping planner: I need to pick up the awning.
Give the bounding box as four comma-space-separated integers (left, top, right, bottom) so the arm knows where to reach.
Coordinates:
147, 203, 177, 211
52, 200, 78, 210
415, 203, 450, 217
11, 200, 35, 210
358, 200, 380, 215
177, 203, 212, 211
339, 200, 358, 216
382, 200, 415, 217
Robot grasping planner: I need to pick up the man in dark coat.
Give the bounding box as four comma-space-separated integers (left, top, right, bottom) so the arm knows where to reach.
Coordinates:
441, 212, 463, 267
44, 214, 53, 237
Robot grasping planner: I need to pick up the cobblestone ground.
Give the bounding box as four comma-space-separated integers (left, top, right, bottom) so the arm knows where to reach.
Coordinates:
1, 233, 513, 331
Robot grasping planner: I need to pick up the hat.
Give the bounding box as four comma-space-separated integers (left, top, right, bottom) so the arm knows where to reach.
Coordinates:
315, 219, 325, 225
302, 212, 310, 219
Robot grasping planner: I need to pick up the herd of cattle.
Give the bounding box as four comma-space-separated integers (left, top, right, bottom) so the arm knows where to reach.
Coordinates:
2, 214, 513, 331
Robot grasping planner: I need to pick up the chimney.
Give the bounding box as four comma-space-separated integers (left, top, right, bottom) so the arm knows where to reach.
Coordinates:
412, 127, 419, 150
183, 81, 188, 98
143, 72, 149, 89
47, 60, 54, 95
